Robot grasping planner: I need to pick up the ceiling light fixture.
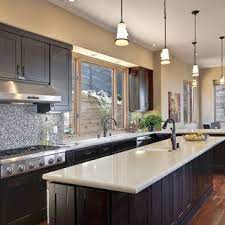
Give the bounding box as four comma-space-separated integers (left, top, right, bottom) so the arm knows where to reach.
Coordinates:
161, 0, 170, 65
68, 0, 75, 2
219, 36, 225, 85
115, 0, 129, 47
192, 10, 200, 77
192, 77, 197, 88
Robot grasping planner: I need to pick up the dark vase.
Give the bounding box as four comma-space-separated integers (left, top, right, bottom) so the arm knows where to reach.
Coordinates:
148, 125, 156, 132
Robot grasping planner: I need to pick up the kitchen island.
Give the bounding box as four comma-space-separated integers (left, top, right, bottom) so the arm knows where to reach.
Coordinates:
43, 136, 225, 225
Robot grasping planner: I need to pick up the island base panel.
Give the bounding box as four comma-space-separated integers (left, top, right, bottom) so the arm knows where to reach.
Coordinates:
47, 149, 213, 225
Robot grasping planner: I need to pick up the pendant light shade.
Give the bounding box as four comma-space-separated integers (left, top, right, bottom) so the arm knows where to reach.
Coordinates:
115, 0, 129, 47
192, 10, 200, 77
161, 0, 170, 65
219, 36, 225, 85
161, 48, 170, 65
192, 64, 199, 77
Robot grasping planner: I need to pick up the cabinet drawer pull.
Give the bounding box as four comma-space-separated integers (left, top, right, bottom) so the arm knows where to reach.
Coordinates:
85, 152, 93, 155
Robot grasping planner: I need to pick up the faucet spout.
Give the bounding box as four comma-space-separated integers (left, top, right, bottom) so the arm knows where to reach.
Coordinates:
162, 118, 177, 150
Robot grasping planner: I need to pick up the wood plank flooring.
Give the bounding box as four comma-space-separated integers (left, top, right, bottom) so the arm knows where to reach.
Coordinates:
189, 175, 225, 225
39, 175, 225, 225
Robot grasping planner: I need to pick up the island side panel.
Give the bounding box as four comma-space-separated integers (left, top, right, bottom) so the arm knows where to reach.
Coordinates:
48, 182, 75, 225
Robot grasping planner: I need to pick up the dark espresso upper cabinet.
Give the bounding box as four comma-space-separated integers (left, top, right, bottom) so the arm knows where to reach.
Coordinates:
129, 67, 153, 112
0, 30, 21, 79
50, 45, 72, 112
0, 23, 72, 112
21, 37, 49, 83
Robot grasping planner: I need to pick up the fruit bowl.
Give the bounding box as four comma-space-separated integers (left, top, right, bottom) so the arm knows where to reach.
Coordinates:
183, 133, 208, 141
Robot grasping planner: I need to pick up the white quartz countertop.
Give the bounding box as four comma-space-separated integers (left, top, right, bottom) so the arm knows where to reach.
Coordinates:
43, 136, 225, 194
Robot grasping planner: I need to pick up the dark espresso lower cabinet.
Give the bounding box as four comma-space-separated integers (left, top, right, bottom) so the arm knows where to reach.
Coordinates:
48, 150, 213, 225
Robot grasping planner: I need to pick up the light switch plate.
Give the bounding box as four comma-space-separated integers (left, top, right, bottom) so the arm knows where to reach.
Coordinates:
54, 126, 58, 134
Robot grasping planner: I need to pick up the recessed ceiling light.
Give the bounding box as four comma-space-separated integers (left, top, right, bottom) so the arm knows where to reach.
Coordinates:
152, 43, 157, 47
69, 0, 75, 2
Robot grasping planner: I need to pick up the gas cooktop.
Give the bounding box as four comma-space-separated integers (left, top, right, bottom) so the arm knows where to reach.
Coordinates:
0, 145, 66, 179
0, 145, 61, 159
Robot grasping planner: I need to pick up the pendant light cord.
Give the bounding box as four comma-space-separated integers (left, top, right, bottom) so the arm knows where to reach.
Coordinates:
164, 0, 167, 48
121, 0, 123, 22
220, 37, 224, 78
192, 10, 199, 65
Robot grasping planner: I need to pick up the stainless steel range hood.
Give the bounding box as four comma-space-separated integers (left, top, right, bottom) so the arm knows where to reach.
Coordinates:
0, 80, 61, 103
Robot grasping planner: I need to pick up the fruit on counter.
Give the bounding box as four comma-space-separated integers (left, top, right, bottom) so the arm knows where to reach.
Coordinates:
183, 132, 206, 141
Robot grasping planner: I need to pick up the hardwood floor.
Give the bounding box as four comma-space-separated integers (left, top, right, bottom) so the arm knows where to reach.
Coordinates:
189, 175, 225, 225
39, 175, 225, 225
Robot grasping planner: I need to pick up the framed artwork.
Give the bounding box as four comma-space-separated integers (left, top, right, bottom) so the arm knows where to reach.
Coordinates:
168, 92, 181, 122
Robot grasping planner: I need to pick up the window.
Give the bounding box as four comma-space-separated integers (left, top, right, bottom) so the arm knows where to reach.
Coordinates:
183, 80, 193, 123
64, 57, 128, 137
80, 62, 113, 135
115, 70, 124, 128
215, 84, 225, 121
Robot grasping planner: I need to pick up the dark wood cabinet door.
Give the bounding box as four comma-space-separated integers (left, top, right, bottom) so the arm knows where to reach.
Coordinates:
162, 174, 174, 225
77, 187, 109, 225
0, 30, 21, 79
151, 180, 162, 225
192, 158, 199, 203
129, 67, 153, 112
111, 193, 129, 225
21, 37, 49, 83
173, 166, 185, 223
183, 163, 192, 215
50, 45, 72, 112
0, 175, 38, 225
48, 183, 75, 225
129, 189, 149, 225
212, 142, 225, 173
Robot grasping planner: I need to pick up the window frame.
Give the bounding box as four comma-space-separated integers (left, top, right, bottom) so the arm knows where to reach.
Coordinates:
73, 53, 129, 135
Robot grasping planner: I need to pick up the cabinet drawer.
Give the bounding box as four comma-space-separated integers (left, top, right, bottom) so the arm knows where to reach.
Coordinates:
97, 144, 113, 157
113, 139, 137, 154
76, 147, 98, 163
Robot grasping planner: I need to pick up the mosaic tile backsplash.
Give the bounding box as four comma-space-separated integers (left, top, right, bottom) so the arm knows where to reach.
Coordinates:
0, 104, 64, 150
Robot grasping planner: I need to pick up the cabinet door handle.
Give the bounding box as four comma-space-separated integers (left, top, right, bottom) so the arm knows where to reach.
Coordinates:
18, 66, 25, 80
22, 66, 25, 76
16, 65, 20, 75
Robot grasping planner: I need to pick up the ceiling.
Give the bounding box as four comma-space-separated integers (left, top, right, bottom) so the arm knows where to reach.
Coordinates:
49, 0, 225, 68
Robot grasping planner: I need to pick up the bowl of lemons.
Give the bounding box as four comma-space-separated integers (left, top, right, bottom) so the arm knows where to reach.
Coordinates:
183, 132, 208, 141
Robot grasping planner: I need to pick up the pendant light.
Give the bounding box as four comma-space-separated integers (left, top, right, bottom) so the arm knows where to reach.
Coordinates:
219, 36, 225, 85
115, 0, 129, 47
192, 10, 200, 77
161, 0, 170, 65
192, 77, 197, 88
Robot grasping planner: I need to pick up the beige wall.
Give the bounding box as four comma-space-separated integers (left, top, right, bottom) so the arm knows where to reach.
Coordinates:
199, 67, 224, 125
0, 0, 153, 70
0, 0, 199, 127
153, 52, 198, 127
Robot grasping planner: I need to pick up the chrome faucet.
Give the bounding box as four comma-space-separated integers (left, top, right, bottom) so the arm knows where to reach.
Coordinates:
103, 118, 117, 137
162, 118, 177, 150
